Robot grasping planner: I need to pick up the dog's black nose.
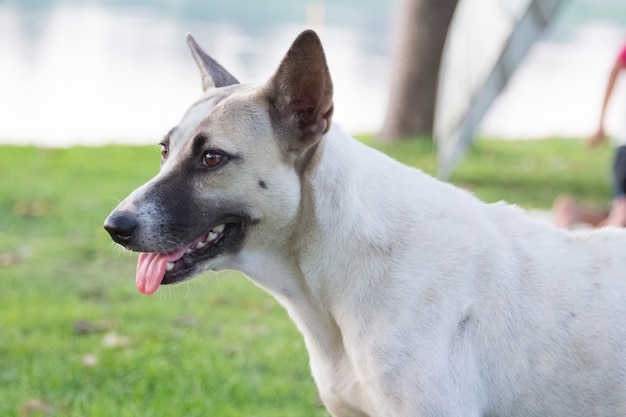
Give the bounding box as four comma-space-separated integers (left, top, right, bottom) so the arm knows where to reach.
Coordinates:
104, 212, 138, 244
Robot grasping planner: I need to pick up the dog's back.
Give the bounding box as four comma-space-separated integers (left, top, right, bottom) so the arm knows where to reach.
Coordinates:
462, 212, 626, 415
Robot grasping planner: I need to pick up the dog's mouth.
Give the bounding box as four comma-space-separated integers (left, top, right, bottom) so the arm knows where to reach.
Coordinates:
135, 221, 245, 295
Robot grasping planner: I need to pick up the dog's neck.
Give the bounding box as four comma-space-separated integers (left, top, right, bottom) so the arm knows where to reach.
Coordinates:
244, 124, 412, 352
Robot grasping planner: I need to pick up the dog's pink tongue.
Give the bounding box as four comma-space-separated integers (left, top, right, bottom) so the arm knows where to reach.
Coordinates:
136, 253, 167, 295
136, 249, 187, 295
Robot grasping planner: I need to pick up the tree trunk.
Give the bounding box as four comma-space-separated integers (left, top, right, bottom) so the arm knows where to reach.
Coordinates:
380, 0, 458, 141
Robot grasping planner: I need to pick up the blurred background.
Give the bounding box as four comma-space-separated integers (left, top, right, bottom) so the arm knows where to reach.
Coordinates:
0, 0, 388, 145
3, 2, 626, 415
1, 0, 626, 147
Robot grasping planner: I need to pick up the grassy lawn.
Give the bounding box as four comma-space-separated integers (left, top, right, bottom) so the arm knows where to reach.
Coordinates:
0, 137, 613, 416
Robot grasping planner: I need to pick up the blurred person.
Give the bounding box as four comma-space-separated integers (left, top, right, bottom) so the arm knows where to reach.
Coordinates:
553, 43, 626, 228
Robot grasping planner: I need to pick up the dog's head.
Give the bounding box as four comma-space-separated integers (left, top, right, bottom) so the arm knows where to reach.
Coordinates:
103, 30, 333, 295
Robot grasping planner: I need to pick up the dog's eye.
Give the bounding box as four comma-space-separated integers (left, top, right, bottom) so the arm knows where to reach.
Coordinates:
160, 143, 169, 160
203, 151, 224, 168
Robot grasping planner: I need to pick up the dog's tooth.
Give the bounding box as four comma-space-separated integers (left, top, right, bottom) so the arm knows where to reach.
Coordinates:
208, 231, 218, 242
166, 262, 175, 271
212, 224, 225, 234
196, 240, 207, 249
182, 253, 193, 266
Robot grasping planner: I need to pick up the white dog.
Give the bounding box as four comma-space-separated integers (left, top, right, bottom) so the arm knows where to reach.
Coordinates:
104, 30, 626, 416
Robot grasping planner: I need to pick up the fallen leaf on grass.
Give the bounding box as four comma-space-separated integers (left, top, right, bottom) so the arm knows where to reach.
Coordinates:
82, 353, 98, 367
78, 285, 107, 301
73, 319, 115, 335
174, 315, 198, 328
14, 200, 51, 217
19, 398, 55, 416
102, 332, 130, 348
0, 247, 31, 267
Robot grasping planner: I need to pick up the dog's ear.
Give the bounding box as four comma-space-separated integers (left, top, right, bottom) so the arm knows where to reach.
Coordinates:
186, 34, 239, 91
266, 30, 334, 146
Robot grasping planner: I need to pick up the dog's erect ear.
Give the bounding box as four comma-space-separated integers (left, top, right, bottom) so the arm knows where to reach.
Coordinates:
186, 34, 239, 91
266, 30, 334, 144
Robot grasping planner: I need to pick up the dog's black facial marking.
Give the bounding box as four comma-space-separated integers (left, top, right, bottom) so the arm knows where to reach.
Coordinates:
191, 133, 209, 157
138, 169, 218, 246
125, 159, 253, 285
259, 180, 267, 189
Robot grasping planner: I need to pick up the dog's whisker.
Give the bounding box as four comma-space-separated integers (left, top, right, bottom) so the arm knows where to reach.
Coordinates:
107, 195, 123, 205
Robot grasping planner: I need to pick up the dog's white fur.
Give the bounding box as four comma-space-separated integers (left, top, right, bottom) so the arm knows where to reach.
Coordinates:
107, 31, 626, 416
253, 124, 626, 416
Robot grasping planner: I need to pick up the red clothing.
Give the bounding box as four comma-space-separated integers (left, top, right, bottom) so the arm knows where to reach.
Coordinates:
618, 44, 626, 66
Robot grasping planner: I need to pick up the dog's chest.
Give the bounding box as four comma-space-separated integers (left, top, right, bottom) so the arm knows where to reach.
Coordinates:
299, 332, 376, 417
314, 363, 372, 417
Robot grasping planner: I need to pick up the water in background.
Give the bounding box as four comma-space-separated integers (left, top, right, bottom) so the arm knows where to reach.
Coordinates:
0, 0, 625, 146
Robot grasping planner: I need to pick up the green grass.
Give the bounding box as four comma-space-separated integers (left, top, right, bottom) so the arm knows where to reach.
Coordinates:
0, 137, 613, 416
